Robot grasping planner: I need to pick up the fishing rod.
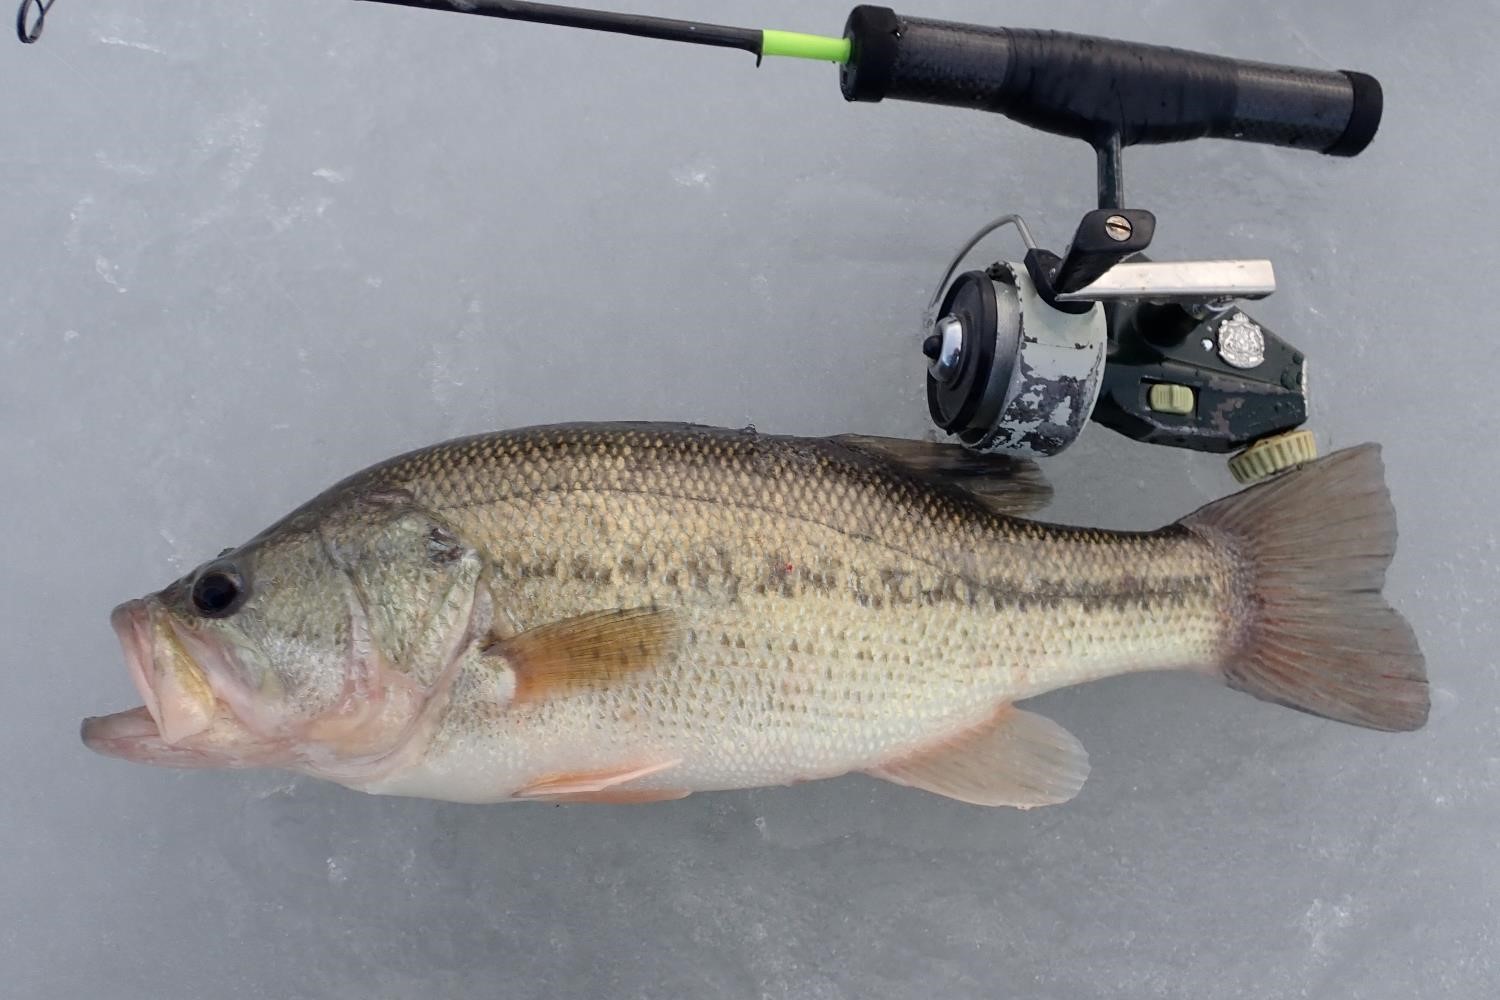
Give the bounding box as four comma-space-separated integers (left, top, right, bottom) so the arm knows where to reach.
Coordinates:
19, 1, 1384, 481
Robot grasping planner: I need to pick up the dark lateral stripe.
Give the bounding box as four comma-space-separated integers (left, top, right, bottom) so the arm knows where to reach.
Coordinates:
499, 549, 1215, 616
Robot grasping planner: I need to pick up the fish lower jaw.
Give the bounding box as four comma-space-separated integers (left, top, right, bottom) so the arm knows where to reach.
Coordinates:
81, 705, 156, 747
80, 706, 222, 768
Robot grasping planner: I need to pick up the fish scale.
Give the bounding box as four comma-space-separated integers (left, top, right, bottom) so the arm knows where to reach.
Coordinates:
348, 426, 1231, 801
84, 423, 1427, 806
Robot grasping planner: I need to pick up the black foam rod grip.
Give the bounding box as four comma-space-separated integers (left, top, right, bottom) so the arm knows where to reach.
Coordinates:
840, 6, 1382, 156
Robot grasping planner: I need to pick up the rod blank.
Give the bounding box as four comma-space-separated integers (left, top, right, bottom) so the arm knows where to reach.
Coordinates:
356, 0, 764, 56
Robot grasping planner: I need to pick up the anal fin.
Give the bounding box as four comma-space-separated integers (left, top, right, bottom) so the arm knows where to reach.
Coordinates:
867, 706, 1089, 809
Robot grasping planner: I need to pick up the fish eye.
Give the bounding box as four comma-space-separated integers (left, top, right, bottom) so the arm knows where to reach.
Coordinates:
191, 562, 247, 618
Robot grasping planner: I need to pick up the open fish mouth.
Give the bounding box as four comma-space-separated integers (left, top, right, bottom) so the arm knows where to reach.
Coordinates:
80, 601, 236, 768
112, 600, 163, 728
110, 598, 217, 744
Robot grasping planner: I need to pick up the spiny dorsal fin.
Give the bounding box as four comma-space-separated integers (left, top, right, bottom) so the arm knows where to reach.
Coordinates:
833, 435, 1052, 516
484, 607, 679, 705
867, 706, 1089, 809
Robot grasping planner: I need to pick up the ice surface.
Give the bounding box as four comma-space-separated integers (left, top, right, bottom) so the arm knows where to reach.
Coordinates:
2, 1, 1496, 997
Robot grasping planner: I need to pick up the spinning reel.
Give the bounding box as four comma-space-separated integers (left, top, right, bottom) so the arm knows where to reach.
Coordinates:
21, 2, 1381, 479
920, 196, 1304, 474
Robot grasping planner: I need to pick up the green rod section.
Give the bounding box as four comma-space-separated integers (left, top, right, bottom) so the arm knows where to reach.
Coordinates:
760, 29, 852, 64
357, 3, 852, 65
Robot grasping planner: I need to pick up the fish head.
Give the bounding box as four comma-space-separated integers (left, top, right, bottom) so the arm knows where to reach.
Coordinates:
82, 489, 488, 781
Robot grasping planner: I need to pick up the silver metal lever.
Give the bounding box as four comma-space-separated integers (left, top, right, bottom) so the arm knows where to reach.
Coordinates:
1054, 259, 1277, 304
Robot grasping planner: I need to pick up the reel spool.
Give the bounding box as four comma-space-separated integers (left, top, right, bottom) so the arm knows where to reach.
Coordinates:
924, 217, 1109, 457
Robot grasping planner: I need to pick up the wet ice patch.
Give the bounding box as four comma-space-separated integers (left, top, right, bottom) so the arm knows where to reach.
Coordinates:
94, 256, 127, 293
97, 35, 166, 55
671, 160, 716, 189
1300, 895, 1356, 960
195, 101, 268, 194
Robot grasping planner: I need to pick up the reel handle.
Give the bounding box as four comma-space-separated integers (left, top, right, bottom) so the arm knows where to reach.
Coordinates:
840, 5, 1382, 156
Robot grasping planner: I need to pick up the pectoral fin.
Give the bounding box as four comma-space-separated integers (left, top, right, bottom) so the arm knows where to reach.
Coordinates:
529, 788, 693, 805
514, 759, 683, 801
867, 706, 1089, 808
484, 607, 680, 705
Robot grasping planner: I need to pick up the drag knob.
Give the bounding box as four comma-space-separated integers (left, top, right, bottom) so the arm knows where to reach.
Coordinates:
1228, 429, 1319, 485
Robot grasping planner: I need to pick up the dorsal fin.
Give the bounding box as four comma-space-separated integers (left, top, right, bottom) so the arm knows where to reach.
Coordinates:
833, 435, 1052, 516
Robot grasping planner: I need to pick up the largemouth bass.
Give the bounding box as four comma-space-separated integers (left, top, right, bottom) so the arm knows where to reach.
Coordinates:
82, 424, 1428, 807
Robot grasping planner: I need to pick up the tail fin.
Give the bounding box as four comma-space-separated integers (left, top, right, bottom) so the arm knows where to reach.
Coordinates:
1183, 445, 1429, 733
